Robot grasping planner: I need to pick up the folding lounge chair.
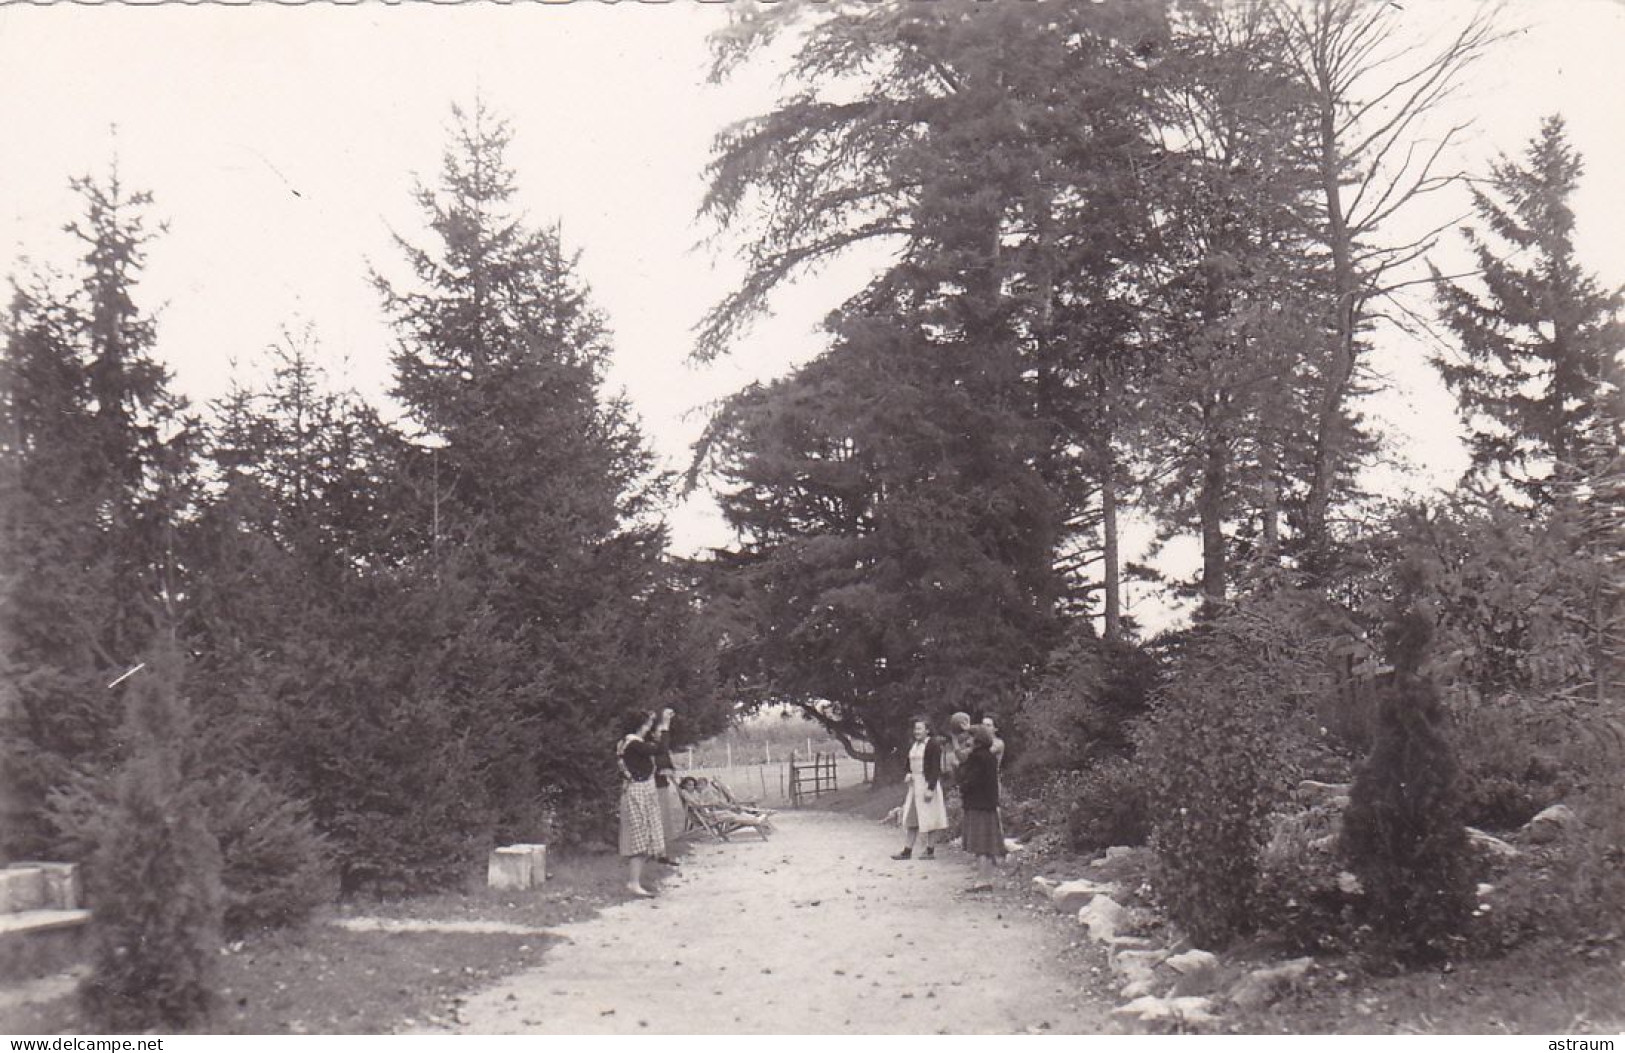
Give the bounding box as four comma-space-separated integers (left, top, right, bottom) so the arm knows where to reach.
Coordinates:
679, 780, 773, 842
709, 778, 777, 819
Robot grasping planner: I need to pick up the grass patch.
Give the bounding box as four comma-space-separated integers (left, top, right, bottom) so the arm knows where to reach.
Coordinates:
4, 846, 664, 1035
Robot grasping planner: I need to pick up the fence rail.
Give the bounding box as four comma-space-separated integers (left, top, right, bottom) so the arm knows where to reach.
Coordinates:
680, 754, 871, 808
788, 752, 840, 806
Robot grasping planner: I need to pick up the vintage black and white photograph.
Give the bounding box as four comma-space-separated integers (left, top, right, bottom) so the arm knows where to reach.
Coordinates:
1, 0, 1621, 1038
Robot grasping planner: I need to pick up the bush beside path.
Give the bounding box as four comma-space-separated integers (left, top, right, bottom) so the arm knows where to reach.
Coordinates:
449, 810, 1114, 1035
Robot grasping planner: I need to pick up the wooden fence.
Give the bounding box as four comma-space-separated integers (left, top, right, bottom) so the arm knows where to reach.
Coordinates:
787, 752, 840, 807
682, 753, 870, 808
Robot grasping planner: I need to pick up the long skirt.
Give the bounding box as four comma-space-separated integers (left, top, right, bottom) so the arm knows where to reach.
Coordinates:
618, 779, 664, 858
901, 775, 949, 834
962, 807, 1006, 858
657, 782, 685, 846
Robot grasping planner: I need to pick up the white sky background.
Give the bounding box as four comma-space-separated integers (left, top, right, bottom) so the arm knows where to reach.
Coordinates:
1, 0, 1622, 635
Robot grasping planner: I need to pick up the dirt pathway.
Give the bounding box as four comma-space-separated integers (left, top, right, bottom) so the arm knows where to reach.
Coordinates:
452, 810, 1111, 1034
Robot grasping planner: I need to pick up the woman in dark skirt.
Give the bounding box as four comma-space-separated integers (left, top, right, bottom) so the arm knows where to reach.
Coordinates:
649, 707, 684, 865
957, 725, 1006, 891
616, 708, 668, 897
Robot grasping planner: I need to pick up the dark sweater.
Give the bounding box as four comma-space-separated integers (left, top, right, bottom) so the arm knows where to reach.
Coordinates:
650, 729, 676, 789
620, 737, 656, 782
957, 746, 1000, 811
903, 738, 943, 791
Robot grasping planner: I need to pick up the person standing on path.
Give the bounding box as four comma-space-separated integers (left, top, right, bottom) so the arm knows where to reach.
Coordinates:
650, 706, 683, 867
617, 708, 669, 897
981, 713, 1006, 768
958, 724, 1006, 890
945, 711, 974, 782
941, 711, 975, 845
892, 716, 948, 860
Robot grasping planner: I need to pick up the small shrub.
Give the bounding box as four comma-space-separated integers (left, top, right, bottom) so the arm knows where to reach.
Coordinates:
1448, 694, 1568, 831
1139, 682, 1279, 947
82, 638, 224, 1032
209, 772, 335, 938
1014, 635, 1159, 776
1255, 801, 1361, 953
43, 769, 336, 939
1136, 590, 1344, 948
1064, 755, 1151, 853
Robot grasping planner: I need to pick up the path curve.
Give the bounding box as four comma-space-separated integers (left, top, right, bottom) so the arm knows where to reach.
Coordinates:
452, 810, 1110, 1034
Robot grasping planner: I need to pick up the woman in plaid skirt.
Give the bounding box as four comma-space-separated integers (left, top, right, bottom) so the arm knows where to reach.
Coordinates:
617, 708, 669, 897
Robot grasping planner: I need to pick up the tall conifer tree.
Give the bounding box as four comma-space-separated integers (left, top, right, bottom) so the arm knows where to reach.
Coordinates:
375, 102, 720, 844
1433, 116, 1625, 502
1, 172, 190, 855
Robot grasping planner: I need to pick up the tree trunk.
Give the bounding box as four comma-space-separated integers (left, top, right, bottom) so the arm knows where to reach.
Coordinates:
1200, 404, 1228, 615
1305, 102, 1360, 579
1261, 434, 1280, 557
1102, 457, 1122, 641
871, 745, 907, 795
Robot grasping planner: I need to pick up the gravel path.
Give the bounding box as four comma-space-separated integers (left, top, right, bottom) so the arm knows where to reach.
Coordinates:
453, 809, 1110, 1034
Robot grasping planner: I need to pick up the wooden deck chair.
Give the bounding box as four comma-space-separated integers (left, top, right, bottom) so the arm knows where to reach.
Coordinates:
679, 779, 773, 841
709, 778, 777, 819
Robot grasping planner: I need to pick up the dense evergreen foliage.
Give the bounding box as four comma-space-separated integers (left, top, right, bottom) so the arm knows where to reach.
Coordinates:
1, 174, 191, 857
3, 106, 730, 922
1, 0, 1619, 996
1434, 117, 1625, 501
1342, 554, 1476, 962
81, 632, 224, 1032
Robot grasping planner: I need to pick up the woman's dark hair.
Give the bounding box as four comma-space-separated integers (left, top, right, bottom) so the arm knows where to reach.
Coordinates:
909, 714, 930, 730
620, 708, 654, 738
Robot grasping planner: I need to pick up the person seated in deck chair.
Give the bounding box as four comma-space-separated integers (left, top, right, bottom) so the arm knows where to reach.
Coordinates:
679, 777, 775, 832
705, 777, 775, 817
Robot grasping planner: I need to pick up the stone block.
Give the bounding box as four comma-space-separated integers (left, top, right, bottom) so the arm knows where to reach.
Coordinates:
487, 846, 533, 890
0, 909, 91, 983
1164, 949, 1218, 977
1078, 894, 1127, 943
1228, 957, 1314, 1009
1106, 934, 1159, 952
7, 862, 80, 910
1120, 977, 1160, 1000
1296, 780, 1352, 807
1525, 803, 1577, 844
1051, 878, 1115, 913
1466, 826, 1520, 861
513, 844, 549, 886
1112, 995, 1216, 1025
1111, 948, 1166, 985
1088, 846, 1152, 882
0, 868, 47, 914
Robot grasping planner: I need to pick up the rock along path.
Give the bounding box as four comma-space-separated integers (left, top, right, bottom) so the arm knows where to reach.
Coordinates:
452, 809, 1111, 1034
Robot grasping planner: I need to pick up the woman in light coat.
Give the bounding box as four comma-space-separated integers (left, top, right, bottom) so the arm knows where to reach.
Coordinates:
891, 716, 949, 860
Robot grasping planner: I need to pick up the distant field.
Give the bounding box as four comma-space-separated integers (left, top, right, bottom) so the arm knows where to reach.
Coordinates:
678, 754, 873, 808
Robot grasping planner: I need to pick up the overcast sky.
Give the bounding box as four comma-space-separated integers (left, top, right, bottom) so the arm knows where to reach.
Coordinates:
2, 0, 1622, 632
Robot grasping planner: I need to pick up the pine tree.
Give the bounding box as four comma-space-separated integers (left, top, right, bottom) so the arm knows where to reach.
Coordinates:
81, 628, 223, 1033
1433, 116, 1625, 502
0, 172, 191, 856
699, 306, 1060, 777
697, 3, 1174, 766
1342, 543, 1475, 962
373, 102, 724, 850
702, 2, 1170, 640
